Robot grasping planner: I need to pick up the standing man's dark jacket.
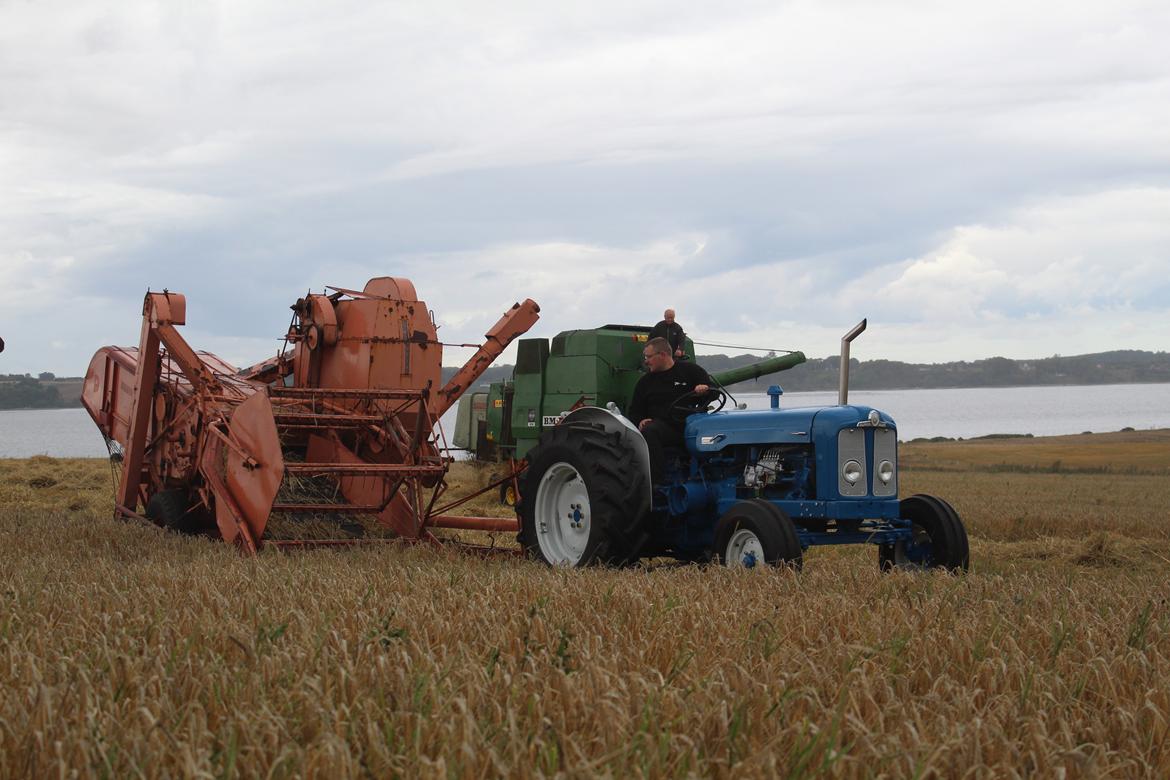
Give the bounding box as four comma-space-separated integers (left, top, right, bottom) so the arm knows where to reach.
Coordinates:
628, 360, 712, 432
648, 320, 686, 356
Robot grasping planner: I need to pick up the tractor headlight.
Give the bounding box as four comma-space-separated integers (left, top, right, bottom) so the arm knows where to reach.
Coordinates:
877, 459, 894, 484
842, 459, 863, 485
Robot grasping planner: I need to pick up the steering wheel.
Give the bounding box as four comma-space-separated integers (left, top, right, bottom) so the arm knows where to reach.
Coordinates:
668, 388, 727, 423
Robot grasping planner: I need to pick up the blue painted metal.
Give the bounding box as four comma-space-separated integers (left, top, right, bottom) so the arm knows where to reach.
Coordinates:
714, 497, 901, 520
900, 534, 933, 564
686, 407, 816, 450
667, 480, 710, 515
767, 385, 783, 409
642, 399, 908, 560
795, 518, 912, 548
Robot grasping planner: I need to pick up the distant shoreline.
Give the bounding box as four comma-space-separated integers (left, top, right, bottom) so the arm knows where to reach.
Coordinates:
5, 427, 1167, 465
761, 380, 1170, 393
450, 349, 1170, 394
5, 345, 1170, 412
3, 379, 1170, 412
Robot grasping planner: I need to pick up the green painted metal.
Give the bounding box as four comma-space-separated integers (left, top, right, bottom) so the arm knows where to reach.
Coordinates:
511, 325, 694, 458
483, 381, 513, 459
510, 338, 549, 457
710, 351, 807, 387
453, 324, 805, 460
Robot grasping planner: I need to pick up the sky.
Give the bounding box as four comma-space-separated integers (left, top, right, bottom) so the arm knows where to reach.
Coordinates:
1, 0, 1168, 376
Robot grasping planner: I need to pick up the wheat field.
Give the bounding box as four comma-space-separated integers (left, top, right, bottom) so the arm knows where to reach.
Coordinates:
2, 432, 1169, 777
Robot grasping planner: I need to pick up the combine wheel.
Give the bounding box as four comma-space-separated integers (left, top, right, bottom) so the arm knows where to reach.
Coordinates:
145, 490, 206, 535
714, 499, 802, 569
879, 494, 969, 573
517, 423, 648, 566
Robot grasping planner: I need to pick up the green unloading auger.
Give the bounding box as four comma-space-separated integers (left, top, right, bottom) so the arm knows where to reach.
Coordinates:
709, 351, 806, 387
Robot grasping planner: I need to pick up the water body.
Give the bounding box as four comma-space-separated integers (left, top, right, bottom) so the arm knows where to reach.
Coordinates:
731, 383, 1169, 440
1, 408, 110, 458
1, 383, 1167, 458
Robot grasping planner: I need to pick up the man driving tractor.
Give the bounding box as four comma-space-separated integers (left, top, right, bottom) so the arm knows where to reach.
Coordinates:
627, 337, 712, 482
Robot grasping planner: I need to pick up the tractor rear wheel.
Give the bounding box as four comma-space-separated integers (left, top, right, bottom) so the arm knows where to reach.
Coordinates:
145, 489, 206, 535
714, 499, 802, 569
517, 422, 648, 566
879, 494, 969, 572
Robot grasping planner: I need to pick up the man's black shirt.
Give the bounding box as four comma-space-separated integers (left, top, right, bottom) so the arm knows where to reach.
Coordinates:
648, 320, 686, 355
627, 360, 712, 430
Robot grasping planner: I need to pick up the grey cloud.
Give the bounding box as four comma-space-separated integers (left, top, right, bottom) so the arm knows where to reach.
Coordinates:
3, 0, 1169, 375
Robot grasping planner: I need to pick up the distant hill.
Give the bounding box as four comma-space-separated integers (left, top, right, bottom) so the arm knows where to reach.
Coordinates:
445, 349, 1170, 393
0, 375, 76, 409
5, 349, 1168, 409
698, 349, 1170, 393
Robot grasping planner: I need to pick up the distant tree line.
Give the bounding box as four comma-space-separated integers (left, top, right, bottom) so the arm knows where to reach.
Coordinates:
5, 349, 1168, 410
692, 350, 1170, 392
452, 349, 1170, 393
0, 375, 69, 409
691, 350, 1170, 392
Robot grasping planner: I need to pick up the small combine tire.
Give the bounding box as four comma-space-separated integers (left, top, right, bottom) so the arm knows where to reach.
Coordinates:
499, 480, 517, 508
714, 499, 802, 569
145, 490, 204, 535
517, 422, 648, 566
879, 494, 969, 573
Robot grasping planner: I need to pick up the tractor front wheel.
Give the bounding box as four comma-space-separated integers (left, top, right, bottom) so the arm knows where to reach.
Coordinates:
517, 422, 648, 566
714, 499, 802, 569
879, 494, 969, 572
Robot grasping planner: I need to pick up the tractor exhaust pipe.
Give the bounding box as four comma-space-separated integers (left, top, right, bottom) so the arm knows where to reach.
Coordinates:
838, 319, 867, 405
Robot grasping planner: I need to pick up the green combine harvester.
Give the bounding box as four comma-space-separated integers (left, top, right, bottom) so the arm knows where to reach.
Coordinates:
452, 324, 806, 467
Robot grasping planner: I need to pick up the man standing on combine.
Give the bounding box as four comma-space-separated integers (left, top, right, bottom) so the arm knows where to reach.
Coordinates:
628, 337, 712, 483
649, 308, 686, 358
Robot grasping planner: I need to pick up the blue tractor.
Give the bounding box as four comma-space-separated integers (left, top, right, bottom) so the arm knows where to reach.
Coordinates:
516, 321, 970, 571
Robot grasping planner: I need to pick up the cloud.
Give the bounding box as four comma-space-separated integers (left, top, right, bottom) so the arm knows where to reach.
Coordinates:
838, 187, 1170, 358
337, 237, 708, 367
866, 187, 1170, 315
1, 0, 1168, 375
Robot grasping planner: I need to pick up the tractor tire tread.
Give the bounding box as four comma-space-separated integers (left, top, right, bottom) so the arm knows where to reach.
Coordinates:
517, 422, 648, 566
714, 499, 803, 569
880, 493, 969, 572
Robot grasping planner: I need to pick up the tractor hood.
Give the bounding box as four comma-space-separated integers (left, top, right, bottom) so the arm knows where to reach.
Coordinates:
686, 404, 896, 453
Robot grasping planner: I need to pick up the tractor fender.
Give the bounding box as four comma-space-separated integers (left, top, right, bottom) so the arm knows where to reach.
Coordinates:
560, 405, 652, 513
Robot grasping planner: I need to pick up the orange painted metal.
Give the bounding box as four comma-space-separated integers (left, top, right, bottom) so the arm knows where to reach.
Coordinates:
219, 392, 285, 542
83, 279, 540, 552
436, 301, 542, 416
429, 515, 520, 532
